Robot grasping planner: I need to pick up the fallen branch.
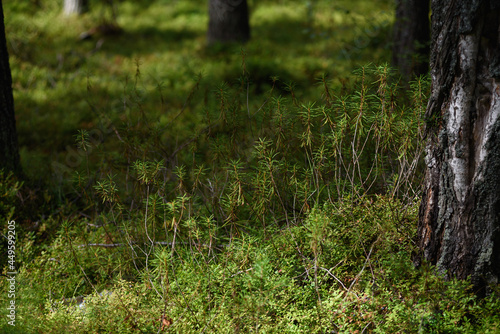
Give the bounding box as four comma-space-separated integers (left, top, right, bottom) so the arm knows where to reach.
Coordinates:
77, 241, 226, 249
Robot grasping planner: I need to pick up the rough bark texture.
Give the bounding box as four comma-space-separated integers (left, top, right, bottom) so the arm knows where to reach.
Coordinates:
207, 0, 250, 45
0, 1, 21, 173
63, 0, 89, 16
392, 0, 430, 79
417, 0, 500, 296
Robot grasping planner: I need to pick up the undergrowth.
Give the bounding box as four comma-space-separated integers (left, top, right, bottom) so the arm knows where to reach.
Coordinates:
2, 61, 499, 333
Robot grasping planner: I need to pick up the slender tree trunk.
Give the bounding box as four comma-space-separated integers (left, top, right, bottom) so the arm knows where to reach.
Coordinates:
63, 0, 89, 16
417, 0, 500, 296
207, 0, 250, 45
0, 1, 21, 174
392, 0, 430, 80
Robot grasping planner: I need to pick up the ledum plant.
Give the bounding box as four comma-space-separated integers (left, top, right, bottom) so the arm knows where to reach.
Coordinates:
74, 62, 428, 268
76, 63, 425, 269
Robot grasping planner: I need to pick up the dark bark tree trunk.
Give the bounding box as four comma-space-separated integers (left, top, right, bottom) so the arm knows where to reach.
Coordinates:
63, 0, 89, 16
392, 0, 430, 80
207, 0, 250, 45
417, 0, 500, 296
0, 1, 21, 174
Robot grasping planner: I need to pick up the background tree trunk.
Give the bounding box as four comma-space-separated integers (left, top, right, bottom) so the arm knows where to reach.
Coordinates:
0, 1, 21, 174
207, 0, 250, 45
417, 0, 500, 296
63, 0, 89, 16
392, 0, 430, 80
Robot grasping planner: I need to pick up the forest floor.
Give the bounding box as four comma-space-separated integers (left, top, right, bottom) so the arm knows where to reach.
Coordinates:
1, 0, 499, 333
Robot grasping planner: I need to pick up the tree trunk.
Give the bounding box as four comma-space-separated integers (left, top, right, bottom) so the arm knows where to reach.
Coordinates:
417, 0, 500, 296
63, 0, 89, 16
207, 0, 250, 45
392, 0, 430, 80
0, 1, 21, 174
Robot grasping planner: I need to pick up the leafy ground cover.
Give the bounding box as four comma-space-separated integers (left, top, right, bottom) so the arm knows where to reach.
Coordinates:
1, 0, 499, 333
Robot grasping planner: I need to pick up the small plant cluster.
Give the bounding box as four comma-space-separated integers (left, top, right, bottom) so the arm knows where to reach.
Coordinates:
1, 62, 499, 333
